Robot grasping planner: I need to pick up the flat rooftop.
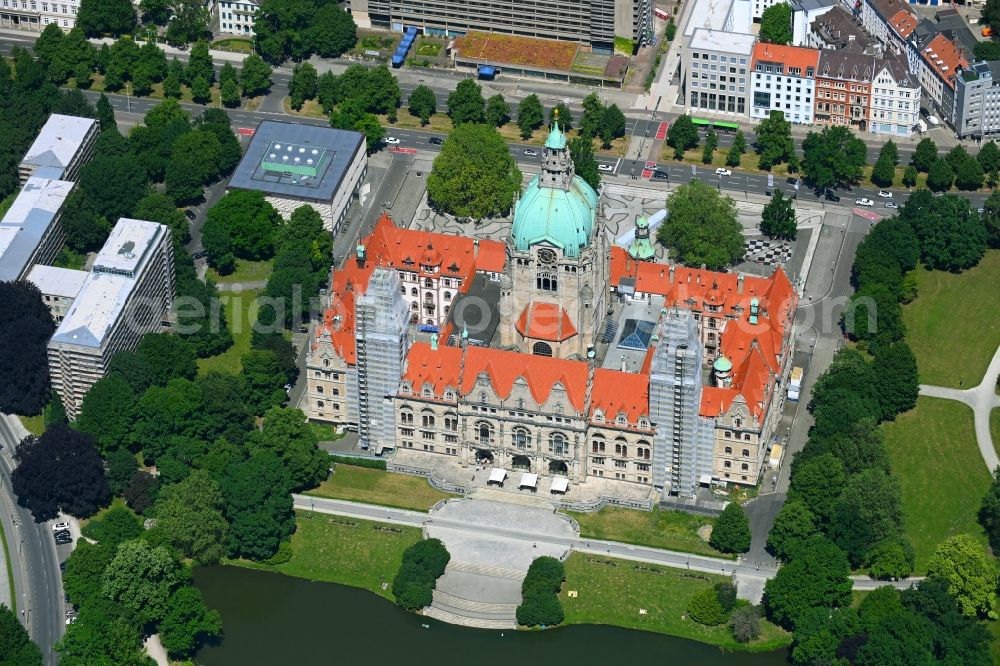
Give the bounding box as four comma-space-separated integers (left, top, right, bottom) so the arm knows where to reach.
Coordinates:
690, 28, 756, 53
20, 114, 97, 171
228, 120, 365, 202
0, 177, 74, 282
50, 218, 166, 350
27, 264, 88, 299
685, 0, 751, 37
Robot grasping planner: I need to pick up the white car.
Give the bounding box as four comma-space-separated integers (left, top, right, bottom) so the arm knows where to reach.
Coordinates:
384, 137, 401, 145
524, 149, 539, 157
51, 522, 70, 532
877, 190, 892, 198
715, 168, 732, 177
597, 164, 614, 173
855, 198, 874, 207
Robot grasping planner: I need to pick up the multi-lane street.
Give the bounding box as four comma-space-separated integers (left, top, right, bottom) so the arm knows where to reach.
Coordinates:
0, 416, 65, 666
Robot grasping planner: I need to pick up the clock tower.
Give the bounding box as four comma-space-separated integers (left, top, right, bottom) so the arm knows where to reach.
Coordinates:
497, 118, 608, 360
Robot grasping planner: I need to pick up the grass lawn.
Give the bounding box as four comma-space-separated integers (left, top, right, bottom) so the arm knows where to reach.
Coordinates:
560, 552, 791, 651
303, 464, 456, 512
566, 507, 731, 559
17, 414, 44, 436
902, 250, 1000, 387
211, 38, 253, 53
882, 396, 991, 572
308, 421, 343, 442
196, 288, 260, 376
206, 259, 273, 285
414, 40, 442, 57
231, 510, 421, 600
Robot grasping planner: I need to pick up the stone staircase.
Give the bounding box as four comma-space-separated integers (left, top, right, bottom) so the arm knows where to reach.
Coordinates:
469, 487, 553, 509
425, 560, 523, 630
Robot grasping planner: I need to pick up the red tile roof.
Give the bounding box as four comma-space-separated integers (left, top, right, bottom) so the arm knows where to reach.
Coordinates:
515, 302, 578, 342
922, 34, 968, 89
752, 43, 820, 76
590, 369, 650, 425
363, 214, 506, 278
888, 9, 917, 39
401, 342, 463, 399
461, 346, 590, 412
701, 386, 737, 418
311, 260, 375, 364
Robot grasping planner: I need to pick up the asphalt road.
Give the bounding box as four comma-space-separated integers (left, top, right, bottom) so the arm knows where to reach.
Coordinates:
0, 415, 66, 666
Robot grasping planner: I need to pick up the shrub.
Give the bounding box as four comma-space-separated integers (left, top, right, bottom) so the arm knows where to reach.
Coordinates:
729, 605, 762, 642
332, 456, 387, 471
716, 582, 738, 612
264, 540, 293, 566
516, 592, 564, 627
391, 538, 450, 611
517, 556, 566, 627
688, 587, 729, 626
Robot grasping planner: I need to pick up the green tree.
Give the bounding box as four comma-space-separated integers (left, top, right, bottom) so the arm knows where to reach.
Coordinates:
702, 129, 718, 164
667, 114, 699, 160
447, 79, 486, 125
902, 165, 918, 187
101, 539, 187, 623
801, 125, 867, 191
598, 103, 627, 149
202, 190, 280, 267
164, 0, 211, 46
760, 3, 793, 44
517, 94, 544, 140
485, 94, 511, 128
0, 604, 42, 665
43, 394, 67, 429
159, 585, 222, 659
726, 130, 746, 167
901, 577, 994, 665
189, 75, 211, 105
77, 152, 149, 222
710, 502, 751, 553
185, 40, 214, 85
687, 587, 728, 625
153, 470, 229, 564
871, 155, 896, 188
241, 350, 288, 415
911, 137, 938, 172
56, 604, 151, 666
926, 534, 1000, 619
763, 535, 852, 629
427, 123, 522, 218
239, 53, 273, 97
767, 500, 815, 560
0, 282, 55, 416
82, 505, 142, 549
307, 3, 357, 58
220, 451, 296, 560
289, 61, 318, 111
843, 282, 906, 348
220, 77, 241, 108
832, 468, 905, 566
789, 453, 844, 524
902, 191, 987, 270
109, 332, 197, 392
106, 447, 137, 495
162, 69, 181, 99
988, 192, 1000, 249
408, 84, 436, 125
580, 92, 604, 137
63, 540, 115, 606
754, 111, 794, 170
865, 537, 916, 580
981, 468, 1000, 567
873, 342, 919, 420
569, 135, 601, 191
249, 407, 329, 492
729, 605, 761, 643
760, 189, 797, 240
657, 180, 744, 269
978, 140, 1000, 174
77, 0, 136, 36
955, 154, 985, 190
75, 374, 137, 454
165, 129, 220, 203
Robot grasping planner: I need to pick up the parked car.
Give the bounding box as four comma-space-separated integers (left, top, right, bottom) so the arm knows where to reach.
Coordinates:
825, 191, 841, 202
885, 202, 898, 209
715, 168, 732, 177
51, 522, 70, 532
523, 149, 538, 157
384, 137, 401, 145
597, 164, 614, 172
855, 198, 874, 207
653, 170, 669, 180
184, 209, 197, 221
428, 137, 443, 145
877, 190, 892, 198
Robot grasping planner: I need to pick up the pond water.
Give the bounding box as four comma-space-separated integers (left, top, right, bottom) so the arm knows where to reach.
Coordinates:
194, 566, 789, 666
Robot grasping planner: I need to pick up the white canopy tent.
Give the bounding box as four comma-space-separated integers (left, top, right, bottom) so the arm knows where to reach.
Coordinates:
518, 473, 538, 490
550, 477, 569, 494
488, 468, 507, 486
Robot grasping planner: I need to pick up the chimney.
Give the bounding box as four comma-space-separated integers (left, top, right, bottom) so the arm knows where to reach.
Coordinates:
669, 264, 675, 284
621, 355, 627, 372
737, 273, 744, 295
473, 238, 479, 260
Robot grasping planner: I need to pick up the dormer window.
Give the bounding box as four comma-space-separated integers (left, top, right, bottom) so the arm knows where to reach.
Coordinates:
638, 417, 649, 429
616, 413, 627, 425
593, 409, 604, 422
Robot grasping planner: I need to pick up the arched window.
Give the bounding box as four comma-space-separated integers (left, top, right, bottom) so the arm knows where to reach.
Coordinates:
444, 291, 452, 301
741, 463, 749, 471
591, 436, 605, 453
616, 412, 627, 425
724, 461, 732, 469
734, 418, 742, 428
422, 412, 435, 428
549, 432, 567, 455
742, 449, 750, 457
317, 400, 324, 408
400, 409, 414, 424
323, 359, 330, 368
724, 446, 732, 454
411, 287, 418, 296
477, 422, 492, 445
614, 443, 622, 455
535, 272, 558, 291
512, 428, 531, 450
533, 341, 553, 357
400, 285, 406, 294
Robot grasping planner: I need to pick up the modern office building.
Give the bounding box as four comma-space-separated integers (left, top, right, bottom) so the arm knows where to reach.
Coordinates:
953, 61, 1000, 139
18, 114, 99, 184
750, 43, 819, 124
208, 0, 258, 36
347, 0, 654, 51
681, 0, 755, 117
48, 218, 175, 419
26, 265, 87, 323
0, 0, 81, 31
228, 121, 367, 234
0, 176, 74, 282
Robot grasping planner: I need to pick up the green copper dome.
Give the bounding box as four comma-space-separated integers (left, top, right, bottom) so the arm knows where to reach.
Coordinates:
511, 122, 597, 258
713, 355, 733, 373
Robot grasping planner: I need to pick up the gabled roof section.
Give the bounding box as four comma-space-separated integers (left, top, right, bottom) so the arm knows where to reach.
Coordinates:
921, 34, 968, 89
312, 260, 375, 364
401, 342, 462, 399
515, 302, 578, 342
751, 43, 820, 76
888, 9, 917, 39
461, 347, 590, 412
364, 213, 506, 277
590, 369, 650, 426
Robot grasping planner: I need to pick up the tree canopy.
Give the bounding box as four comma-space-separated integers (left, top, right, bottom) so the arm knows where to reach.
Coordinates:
0, 604, 42, 665
760, 3, 793, 44
926, 534, 999, 619
801, 126, 867, 191
447, 79, 486, 125
763, 535, 852, 630
754, 111, 794, 170
254, 0, 357, 63
0, 281, 55, 416
77, 0, 137, 37
202, 190, 281, 269
408, 85, 437, 125
760, 189, 797, 240
658, 180, 744, 269
220, 451, 296, 560
710, 502, 752, 553
666, 114, 698, 160
427, 123, 522, 219
153, 470, 230, 564
517, 94, 544, 140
